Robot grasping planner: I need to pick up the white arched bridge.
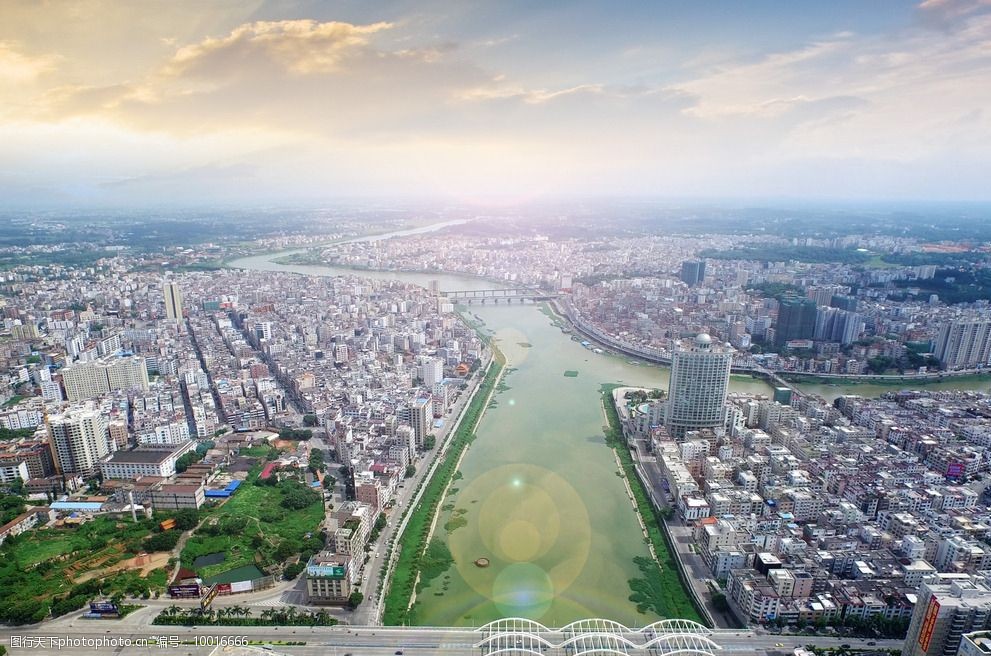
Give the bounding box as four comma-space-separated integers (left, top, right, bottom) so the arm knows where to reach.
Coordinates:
475, 617, 718, 656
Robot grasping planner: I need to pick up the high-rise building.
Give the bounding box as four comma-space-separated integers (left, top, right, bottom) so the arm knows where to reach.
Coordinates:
253, 321, 272, 341
421, 358, 444, 387
665, 334, 733, 440
775, 297, 819, 346
48, 406, 112, 477
934, 320, 991, 370
408, 397, 432, 449
830, 294, 859, 312
903, 576, 991, 656
814, 307, 863, 345
60, 355, 150, 401
806, 284, 846, 307
680, 260, 706, 287
164, 281, 184, 321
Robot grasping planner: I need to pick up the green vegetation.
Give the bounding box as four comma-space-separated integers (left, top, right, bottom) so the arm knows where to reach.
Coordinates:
382, 356, 504, 625
600, 385, 705, 624
0, 427, 34, 441
0, 494, 26, 524
745, 281, 805, 301
181, 472, 324, 579
175, 441, 213, 473
273, 250, 324, 266
881, 251, 987, 267
2, 395, 25, 408
240, 444, 275, 458
702, 245, 871, 265
368, 513, 387, 543
0, 516, 171, 624
892, 267, 991, 305
302, 414, 319, 427
154, 605, 337, 626
280, 427, 313, 440
307, 447, 325, 474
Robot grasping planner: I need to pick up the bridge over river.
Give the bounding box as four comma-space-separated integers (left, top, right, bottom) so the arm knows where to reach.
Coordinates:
441, 288, 561, 303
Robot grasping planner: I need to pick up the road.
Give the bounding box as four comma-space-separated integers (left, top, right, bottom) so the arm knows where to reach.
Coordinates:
353, 353, 493, 624
0, 618, 907, 656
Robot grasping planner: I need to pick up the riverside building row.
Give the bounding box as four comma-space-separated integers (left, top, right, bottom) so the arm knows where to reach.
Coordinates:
622, 384, 991, 653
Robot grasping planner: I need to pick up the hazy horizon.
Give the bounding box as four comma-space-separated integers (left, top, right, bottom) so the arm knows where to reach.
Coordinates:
2, 0, 991, 206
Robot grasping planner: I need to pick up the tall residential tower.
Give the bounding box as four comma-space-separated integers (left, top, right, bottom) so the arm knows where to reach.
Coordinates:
665, 333, 733, 440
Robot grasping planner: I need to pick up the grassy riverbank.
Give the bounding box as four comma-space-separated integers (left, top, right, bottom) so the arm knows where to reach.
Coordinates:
382, 351, 505, 625
600, 384, 705, 624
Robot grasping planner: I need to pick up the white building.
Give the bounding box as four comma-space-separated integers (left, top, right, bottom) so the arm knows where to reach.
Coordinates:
48, 406, 112, 477
100, 442, 195, 480
61, 355, 149, 402
934, 319, 991, 370
665, 333, 733, 440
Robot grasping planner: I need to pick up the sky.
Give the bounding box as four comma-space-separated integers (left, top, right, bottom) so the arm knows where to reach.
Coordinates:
1, 0, 990, 206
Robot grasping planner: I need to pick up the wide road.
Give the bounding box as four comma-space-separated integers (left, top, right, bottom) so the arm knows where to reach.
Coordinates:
0, 619, 906, 656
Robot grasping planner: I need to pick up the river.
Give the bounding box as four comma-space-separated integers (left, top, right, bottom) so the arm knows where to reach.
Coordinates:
228, 233, 990, 627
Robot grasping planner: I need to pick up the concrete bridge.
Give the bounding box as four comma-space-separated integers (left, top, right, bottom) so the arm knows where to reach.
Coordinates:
442, 288, 560, 303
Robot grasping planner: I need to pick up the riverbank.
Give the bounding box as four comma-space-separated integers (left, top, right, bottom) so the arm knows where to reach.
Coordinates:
381, 346, 506, 625
779, 371, 991, 386
599, 383, 705, 624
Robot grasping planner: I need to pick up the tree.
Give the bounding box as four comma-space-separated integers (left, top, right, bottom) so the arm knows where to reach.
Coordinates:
171, 508, 199, 530
712, 592, 730, 612
347, 591, 364, 609
302, 414, 318, 427
284, 562, 306, 580
175, 451, 200, 474
404, 465, 415, 479
867, 356, 895, 375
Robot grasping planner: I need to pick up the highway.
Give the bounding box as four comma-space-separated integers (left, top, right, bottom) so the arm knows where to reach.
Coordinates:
0, 618, 907, 656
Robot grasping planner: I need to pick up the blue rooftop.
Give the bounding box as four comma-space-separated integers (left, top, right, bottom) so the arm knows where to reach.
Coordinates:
52, 501, 104, 511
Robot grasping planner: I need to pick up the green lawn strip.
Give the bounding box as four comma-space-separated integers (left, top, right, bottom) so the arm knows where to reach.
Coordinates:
600, 384, 706, 624
382, 355, 504, 626
240, 445, 276, 458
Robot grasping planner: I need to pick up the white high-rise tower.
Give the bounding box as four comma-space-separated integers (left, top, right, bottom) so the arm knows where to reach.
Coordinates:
665, 333, 733, 440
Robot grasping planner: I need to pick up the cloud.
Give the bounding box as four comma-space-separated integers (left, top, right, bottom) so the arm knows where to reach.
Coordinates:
0, 41, 58, 83
2, 6, 991, 202
165, 20, 394, 77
